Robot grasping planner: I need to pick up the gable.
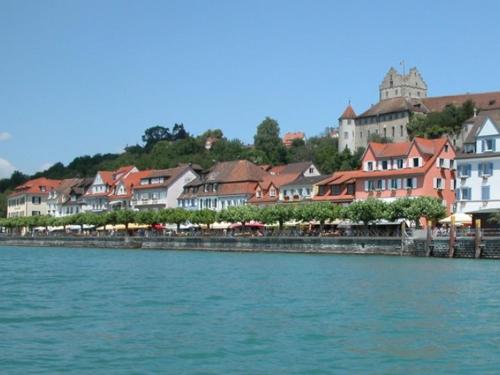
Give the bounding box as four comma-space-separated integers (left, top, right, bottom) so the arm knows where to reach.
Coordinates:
477, 118, 500, 137
303, 164, 320, 177
93, 174, 104, 186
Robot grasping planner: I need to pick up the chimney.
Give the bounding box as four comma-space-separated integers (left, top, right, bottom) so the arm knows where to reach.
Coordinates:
473, 107, 478, 117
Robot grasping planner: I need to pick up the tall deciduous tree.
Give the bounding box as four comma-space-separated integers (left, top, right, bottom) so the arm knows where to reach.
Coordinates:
254, 117, 287, 165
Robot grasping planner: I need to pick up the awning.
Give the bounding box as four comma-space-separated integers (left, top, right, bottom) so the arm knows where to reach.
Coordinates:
440, 213, 472, 225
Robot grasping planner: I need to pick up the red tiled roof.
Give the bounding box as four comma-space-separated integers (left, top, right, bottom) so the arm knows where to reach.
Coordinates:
205, 160, 266, 183
422, 92, 500, 112
283, 132, 305, 146
340, 104, 356, 119
366, 137, 447, 158
10, 177, 61, 197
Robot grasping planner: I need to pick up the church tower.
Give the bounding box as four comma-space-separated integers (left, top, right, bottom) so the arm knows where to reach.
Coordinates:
379, 66, 427, 101
338, 103, 357, 152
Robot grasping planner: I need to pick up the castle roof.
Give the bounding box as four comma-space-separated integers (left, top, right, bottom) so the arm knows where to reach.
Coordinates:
340, 104, 356, 119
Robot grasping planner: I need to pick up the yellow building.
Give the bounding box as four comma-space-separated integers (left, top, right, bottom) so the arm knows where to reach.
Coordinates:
7, 178, 61, 217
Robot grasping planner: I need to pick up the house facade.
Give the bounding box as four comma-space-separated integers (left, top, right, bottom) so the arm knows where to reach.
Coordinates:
455, 112, 500, 216
178, 160, 266, 211
83, 166, 138, 212
316, 137, 456, 213
47, 178, 93, 217
7, 177, 62, 217
248, 162, 322, 206
132, 166, 198, 210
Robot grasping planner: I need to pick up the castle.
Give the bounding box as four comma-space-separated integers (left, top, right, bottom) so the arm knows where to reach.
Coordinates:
339, 67, 500, 152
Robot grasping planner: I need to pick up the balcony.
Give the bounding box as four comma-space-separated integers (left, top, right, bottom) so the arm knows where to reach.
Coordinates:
132, 198, 165, 206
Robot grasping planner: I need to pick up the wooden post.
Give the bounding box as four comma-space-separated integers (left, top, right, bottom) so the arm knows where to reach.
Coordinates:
449, 215, 456, 258
425, 220, 432, 257
475, 219, 482, 259
400, 221, 406, 256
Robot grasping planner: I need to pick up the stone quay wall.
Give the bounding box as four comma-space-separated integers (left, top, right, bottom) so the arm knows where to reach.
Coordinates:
0, 236, 405, 256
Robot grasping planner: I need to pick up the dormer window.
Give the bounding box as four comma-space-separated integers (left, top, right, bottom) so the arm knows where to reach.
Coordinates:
269, 187, 276, 197
482, 138, 495, 152
256, 189, 262, 198
367, 161, 374, 171
412, 157, 420, 168
40, 186, 46, 192
381, 160, 388, 170
444, 144, 449, 152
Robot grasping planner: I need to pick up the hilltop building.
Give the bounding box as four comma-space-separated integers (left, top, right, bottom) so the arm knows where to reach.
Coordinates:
339, 67, 500, 152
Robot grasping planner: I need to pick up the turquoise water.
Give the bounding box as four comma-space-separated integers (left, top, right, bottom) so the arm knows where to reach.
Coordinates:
1, 247, 500, 374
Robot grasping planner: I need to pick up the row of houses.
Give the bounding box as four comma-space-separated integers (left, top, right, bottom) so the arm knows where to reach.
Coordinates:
6, 109, 500, 223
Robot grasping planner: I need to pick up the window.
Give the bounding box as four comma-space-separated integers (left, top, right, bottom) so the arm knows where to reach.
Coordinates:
412, 158, 420, 167
389, 178, 400, 190
392, 126, 395, 137
405, 178, 417, 189
376, 179, 385, 190
383, 128, 387, 137
309, 167, 315, 174
347, 183, 355, 195
367, 161, 374, 171
396, 159, 404, 169
367, 180, 375, 191
458, 164, 471, 177
269, 187, 276, 197
381, 160, 388, 170
482, 138, 496, 152
400, 125, 403, 137
478, 162, 493, 177
32, 196, 41, 204
482, 186, 490, 201
438, 158, 445, 168
434, 178, 443, 189
344, 132, 349, 139
461, 187, 471, 200
256, 189, 262, 198
330, 185, 340, 195
444, 144, 449, 152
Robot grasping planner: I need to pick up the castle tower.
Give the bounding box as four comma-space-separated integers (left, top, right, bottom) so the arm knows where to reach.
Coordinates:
338, 103, 357, 152
379, 66, 428, 101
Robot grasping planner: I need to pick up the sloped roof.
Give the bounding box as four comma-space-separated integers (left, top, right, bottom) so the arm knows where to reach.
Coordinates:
283, 132, 305, 146
358, 91, 500, 118
10, 177, 61, 197
366, 137, 447, 158
422, 92, 500, 112
464, 109, 500, 144
268, 161, 313, 176
133, 165, 195, 190
204, 160, 266, 183
340, 104, 357, 119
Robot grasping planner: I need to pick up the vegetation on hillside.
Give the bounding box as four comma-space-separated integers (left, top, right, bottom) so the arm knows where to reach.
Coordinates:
0, 118, 364, 216
407, 100, 475, 139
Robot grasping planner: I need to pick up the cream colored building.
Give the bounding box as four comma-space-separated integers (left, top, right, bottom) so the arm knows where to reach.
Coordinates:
339, 66, 500, 152
7, 177, 61, 217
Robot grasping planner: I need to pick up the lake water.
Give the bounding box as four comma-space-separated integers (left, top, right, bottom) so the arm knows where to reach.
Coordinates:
1, 246, 500, 374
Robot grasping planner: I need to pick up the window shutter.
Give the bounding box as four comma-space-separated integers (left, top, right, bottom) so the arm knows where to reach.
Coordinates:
436, 159, 440, 168
482, 140, 485, 152
478, 163, 483, 177
418, 157, 423, 167
397, 179, 402, 189
432, 178, 436, 189
363, 162, 367, 171
381, 179, 386, 190
364, 180, 368, 192
493, 139, 497, 152
445, 159, 450, 168
412, 177, 417, 188
450, 179, 454, 191
456, 189, 461, 200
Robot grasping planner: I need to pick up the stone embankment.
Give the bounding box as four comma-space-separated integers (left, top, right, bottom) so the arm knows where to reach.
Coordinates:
2, 236, 500, 258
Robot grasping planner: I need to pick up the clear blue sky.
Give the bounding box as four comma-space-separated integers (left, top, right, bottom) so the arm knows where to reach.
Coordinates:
1, 0, 499, 177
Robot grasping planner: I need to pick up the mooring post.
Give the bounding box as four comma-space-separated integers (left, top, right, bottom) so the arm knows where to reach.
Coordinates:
448, 215, 456, 258
425, 220, 432, 257
474, 219, 482, 259
400, 221, 406, 256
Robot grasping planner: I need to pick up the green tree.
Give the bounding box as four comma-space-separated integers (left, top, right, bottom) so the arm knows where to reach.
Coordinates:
405, 197, 446, 227
346, 198, 387, 225
254, 117, 287, 165
260, 204, 295, 230
218, 205, 259, 228
192, 209, 217, 230
115, 209, 137, 231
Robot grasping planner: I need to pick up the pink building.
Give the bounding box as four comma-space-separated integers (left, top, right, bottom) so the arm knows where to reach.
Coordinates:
315, 137, 456, 213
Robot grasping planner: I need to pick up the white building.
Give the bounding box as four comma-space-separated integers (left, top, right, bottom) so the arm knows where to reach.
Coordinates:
132, 165, 199, 210
455, 111, 500, 215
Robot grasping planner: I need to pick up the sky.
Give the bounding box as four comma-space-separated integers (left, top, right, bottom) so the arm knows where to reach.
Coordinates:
1, 0, 500, 177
